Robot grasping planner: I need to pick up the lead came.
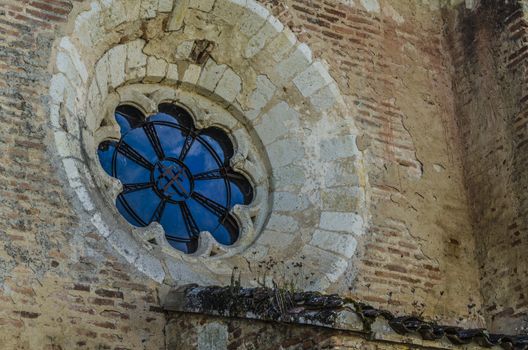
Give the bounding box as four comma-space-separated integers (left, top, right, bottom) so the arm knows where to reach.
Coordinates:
98, 104, 254, 253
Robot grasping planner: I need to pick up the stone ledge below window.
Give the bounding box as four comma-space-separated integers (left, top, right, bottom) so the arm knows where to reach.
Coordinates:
162, 285, 528, 350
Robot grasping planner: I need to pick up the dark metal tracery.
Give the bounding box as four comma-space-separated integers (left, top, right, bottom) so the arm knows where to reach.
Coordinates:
98, 104, 253, 254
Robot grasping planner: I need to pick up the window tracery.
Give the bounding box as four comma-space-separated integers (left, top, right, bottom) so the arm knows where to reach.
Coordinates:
98, 104, 253, 253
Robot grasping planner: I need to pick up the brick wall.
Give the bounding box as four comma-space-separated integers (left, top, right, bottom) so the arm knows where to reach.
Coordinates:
263, 0, 483, 326
0, 1, 166, 349
445, 0, 528, 333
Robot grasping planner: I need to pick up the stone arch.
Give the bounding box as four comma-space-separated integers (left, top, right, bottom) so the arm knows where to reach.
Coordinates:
48, 0, 369, 291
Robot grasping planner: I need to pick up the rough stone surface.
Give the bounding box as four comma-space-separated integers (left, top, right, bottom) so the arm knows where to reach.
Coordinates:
310, 229, 358, 258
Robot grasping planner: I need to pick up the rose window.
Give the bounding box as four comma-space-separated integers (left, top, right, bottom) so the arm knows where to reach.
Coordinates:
97, 103, 254, 254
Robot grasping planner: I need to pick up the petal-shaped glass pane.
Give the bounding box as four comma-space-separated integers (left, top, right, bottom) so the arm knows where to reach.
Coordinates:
199, 128, 234, 166
187, 198, 224, 234
193, 178, 229, 209
214, 216, 239, 245
158, 103, 194, 129
114, 152, 151, 184
116, 195, 143, 227
122, 128, 159, 164
149, 112, 179, 124
115, 105, 144, 134
98, 140, 117, 176
228, 174, 254, 207
118, 188, 162, 226
154, 124, 187, 159
185, 139, 221, 174
160, 203, 192, 241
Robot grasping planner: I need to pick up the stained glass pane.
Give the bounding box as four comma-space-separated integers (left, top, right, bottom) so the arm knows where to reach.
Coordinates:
98, 140, 117, 176
199, 128, 234, 165
115, 105, 144, 134
97, 104, 254, 254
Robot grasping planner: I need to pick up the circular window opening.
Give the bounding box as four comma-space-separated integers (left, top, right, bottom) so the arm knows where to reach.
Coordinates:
97, 104, 254, 254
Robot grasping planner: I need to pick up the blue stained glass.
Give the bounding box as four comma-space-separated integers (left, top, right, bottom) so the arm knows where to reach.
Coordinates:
150, 112, 179, 124
122, 128, 158, 163
115, 105, 144, 134
160, 203, 191, 240
114, 152, 151, 184
155, 124, 186, 158
97, 104, 254, 254
98, 141, 117, 176
184, 139, 221, 174
115, 112, 133, 134
212, 222, 237, 246
194, 179, 228, 206
230, 180, 247, 209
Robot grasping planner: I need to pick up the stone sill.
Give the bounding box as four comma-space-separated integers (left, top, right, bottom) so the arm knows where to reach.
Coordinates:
162, 285, 525, 350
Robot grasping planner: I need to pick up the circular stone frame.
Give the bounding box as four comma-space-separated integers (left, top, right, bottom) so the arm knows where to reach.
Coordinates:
91, 84, 270, 260
49, 0, 369, 291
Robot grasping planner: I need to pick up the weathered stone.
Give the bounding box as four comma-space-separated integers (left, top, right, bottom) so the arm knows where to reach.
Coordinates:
267, 139, 304, 168
254, 102, 300, 145
49, 103, 61, 129
125, 0, 141, 21
49, 73, 67, 105
310, 229, 358, 258
135, 254, 165, 283
108, 45, 126, 88
182, 64, 202, 84
198, 59, 227, 91
321, 187, 364, 212
275, 43, 312, 84
168, 0, 189, 31
272, 164, 306, 188
247, 75, 276, 119
140, 0, 159, 18
165, 64, 179, 83
273, 192, 310, 212
237, 1, 268, 38
319, 212, 364, 235
95, 54, 109, 99
75, 185, 95, 212
325, 159, 360, 187
214, 68, 242, 103
309, 82, 340, 111
360, 0, 381, 12
244, 15, 283, 58
175, 40, 195, 60
257, 229, 296, 246
103, 0, 127, 28
266, 213, 299, 233
197, 322, 228, 350
293, 61, 334, 98
56, 52, 82, 87
301, 245, 348, 283
91, 213, 111, 238
320, 135, 359, 161
145, 56, 168, 83
268, 29, 297, 62
211, 0, 246, 23
189, 0, 216, 12
73, 2, 102, 48
158, 0, 174, 12
127, 40, 148, 69
59, 37, 88, 83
